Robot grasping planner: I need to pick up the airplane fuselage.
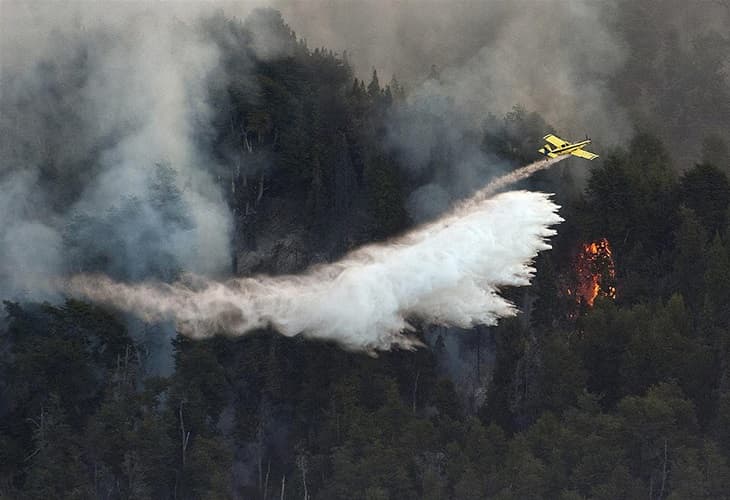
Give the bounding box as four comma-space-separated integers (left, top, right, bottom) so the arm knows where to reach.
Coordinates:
540, 139, 591, 157
538, 133, 599, 161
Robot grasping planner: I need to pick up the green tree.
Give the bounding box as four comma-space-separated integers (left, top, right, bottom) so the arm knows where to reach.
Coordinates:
23, 395, 93, 499
367, 69, 381, 100
679, 163, 730, 235
673, 207, 707, 309
618, 382, 698, 487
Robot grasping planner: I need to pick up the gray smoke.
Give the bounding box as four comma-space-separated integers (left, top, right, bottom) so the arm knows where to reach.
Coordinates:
264, 0, 630, 223
275, 0, 631, 141
0, 2, 232, 299
276, 0, 730, 169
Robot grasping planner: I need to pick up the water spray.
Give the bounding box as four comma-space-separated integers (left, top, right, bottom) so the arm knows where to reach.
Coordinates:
69, 157, 567, 351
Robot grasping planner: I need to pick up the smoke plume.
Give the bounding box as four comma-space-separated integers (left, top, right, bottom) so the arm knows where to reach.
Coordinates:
276, 0, 730, 166
69, 159, 564, 352
0, 2, 231, 299
275, 0, 631, 143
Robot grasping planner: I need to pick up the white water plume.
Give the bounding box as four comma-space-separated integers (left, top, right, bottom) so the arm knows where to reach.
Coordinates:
69, 159, 566, 352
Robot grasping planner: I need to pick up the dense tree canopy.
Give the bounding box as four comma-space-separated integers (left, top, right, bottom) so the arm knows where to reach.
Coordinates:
2, 8, 730, 500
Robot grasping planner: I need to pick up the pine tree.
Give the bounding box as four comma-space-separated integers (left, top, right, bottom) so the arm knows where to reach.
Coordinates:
367, 69, 381, 100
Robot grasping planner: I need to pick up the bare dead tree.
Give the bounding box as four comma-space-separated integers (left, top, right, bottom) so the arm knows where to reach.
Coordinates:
179, 401, 191, 467
256, 172, 266, 206
256, 419, 265, 494
24, 406, 45, 462
659, 439, 668, 499
412, 369, 420, 414
263, 459, 271, 500
296, 454, 309, 500
649, 473, 653, 500
123, 344, 132, 386
280, 475, 286, 500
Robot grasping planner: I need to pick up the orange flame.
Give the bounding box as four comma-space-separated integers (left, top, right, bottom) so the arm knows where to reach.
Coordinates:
569, 238, 616, 308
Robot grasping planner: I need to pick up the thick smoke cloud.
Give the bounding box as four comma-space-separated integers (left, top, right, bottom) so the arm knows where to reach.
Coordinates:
269, 0, 634, 223
277, 0, 730, 167
0, 2, 232, 299
275, 0, 631, 142
69, 160, 564, 352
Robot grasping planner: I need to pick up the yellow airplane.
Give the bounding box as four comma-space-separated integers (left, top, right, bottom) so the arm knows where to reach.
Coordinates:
538, 133, 599, 160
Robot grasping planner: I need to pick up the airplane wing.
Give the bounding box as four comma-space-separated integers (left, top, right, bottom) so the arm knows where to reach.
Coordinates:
570, 148, 599, 160
543, 134, 569, 148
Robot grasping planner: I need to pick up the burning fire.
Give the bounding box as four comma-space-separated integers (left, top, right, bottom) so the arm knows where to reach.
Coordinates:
568, 238, 616, 308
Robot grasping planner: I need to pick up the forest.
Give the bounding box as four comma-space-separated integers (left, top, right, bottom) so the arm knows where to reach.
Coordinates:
2, 6, 730, 500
